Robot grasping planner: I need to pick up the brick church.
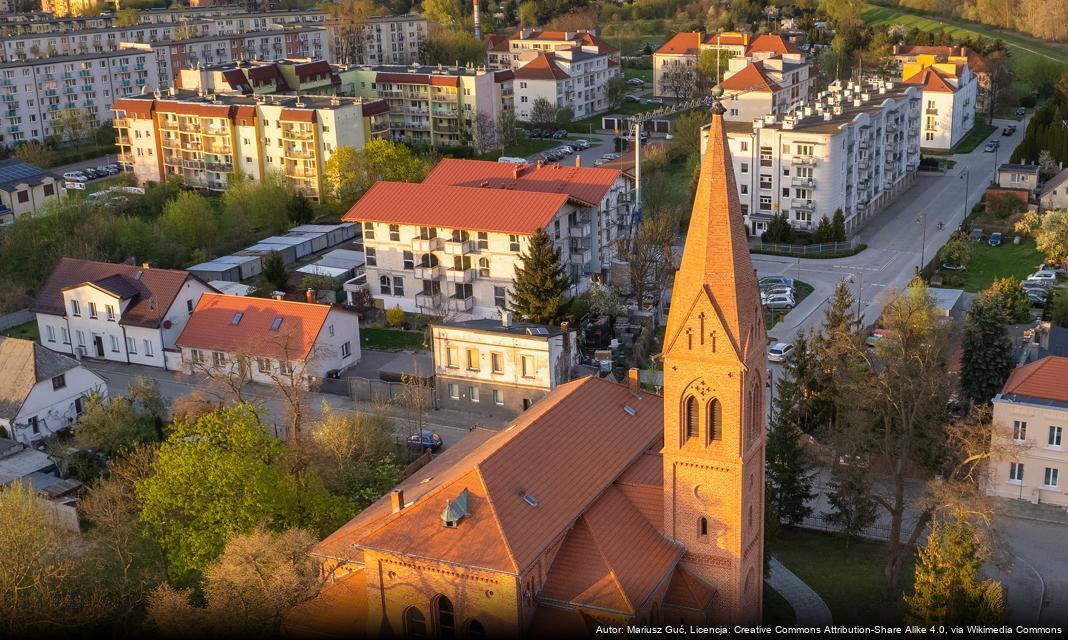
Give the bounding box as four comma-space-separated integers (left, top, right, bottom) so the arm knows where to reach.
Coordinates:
288, 98, 767, 637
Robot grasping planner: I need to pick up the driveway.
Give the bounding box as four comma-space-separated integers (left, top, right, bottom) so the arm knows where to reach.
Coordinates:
761, 117, 1029, 341
52, 153, 118, 176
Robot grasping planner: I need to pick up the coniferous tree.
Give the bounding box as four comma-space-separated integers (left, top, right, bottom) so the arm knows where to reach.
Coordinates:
766, 333, 817, 525
960, 296, 1014, 407
260, 252, 288, 293
831, 208, 847, 242
823, 463, 878, 548
764, 212, 794, 244
905, 517, 1005, 626
810, 280, 861, 437
510, 228, 571, 325
813, 216, 834, 244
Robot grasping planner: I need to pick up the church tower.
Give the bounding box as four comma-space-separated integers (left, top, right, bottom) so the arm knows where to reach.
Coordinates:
661, 93, 767, 624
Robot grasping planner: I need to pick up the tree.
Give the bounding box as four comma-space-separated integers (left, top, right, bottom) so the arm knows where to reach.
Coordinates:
472, 111, 498, 154
614, 215, 675, 310
960, 295, 1014, 407
831, 208, 847, 242
73, 377, 166, 458
823, 463, 879, 547
983, 276, 1032, 324
51, 108, 90, 143
510, 227, 571, 324
938, 233, 973, 268
1038, 149, 1060, 180
310, 407, 395, 485
147, 527, 324, 636
496, 107, 521, 149
661, 60, 699, 101
222, 171, 295, 233
12, 141, 54, 168
606, 75, 628, 109
422, 0, 463, 28
328, 0, 384, 64
763, 212, 794, 243
160, 191, 221, 257
529, 97, 558, 128
697, 48, 731, 87
766, 332, 817, 526
287, 192, 313, 225
115, 8, 140, 26
905, 516, 1005, 626
386, 304, 406, 328
813, 215, 835, 243
1032, 210, 1068, 270
135, 405, 328, 584
1051, 292, 1068, 328
587, 281, 624, 317
418, 27, 485, 66
261, 251, 289, 292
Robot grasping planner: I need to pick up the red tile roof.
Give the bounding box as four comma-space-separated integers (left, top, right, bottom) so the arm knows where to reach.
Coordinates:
721, 60, 780, 92
422, 158, 622, 207
705, 31, 751, 47
342, 181, 570, 235
280, 108, 316, 123
745, 34, 799, 56
486, 33, 510, 53
513, 53, 570, 81
31, 258, 201, 329
903, 66, 958, 93
360, 99, 389, 117
1001, 356, 1068, 403
577, 31, 618, 54
663, 565, 716, 611
113, 97, 155, 118
294, 60, 332, 80
656, 32, 702, 56
176, 293, 342, 361
376, 72, 431, 85
430, 75, 460, 87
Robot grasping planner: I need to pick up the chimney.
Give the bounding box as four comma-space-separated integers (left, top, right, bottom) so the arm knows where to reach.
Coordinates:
305, 288, 315, 303
473, 0, 481, 42
501, 308, 512, 327
512, 165, 520, 179
274, 293, 285, 301
141, 262, 151, 269
560, 321, 569, 333
628, 367, 640, 393
390, 489, 405, 513
536, 159, 543, 169
575, 155, 581, 168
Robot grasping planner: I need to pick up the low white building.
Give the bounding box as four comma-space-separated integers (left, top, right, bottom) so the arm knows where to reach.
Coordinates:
0, 158, 64, 224
903, 61, 977, 151
1039, 167, 1068, 211
176, 293, 361, 387
32, 258, 214, 370
703, 79, 922, 237
720, 54, 817, 123
0, 337, 107, 445
430, 314, 578, 418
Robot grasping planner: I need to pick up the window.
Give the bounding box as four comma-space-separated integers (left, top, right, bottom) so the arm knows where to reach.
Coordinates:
466, 620, 486, 640
795, 143, 814, 156
341, 341, 352, 358
45, 325, 56, 342
212, 351, 226, 367
393, 276, 405, 297
1009, 462, 1024, 483
446, 346, 459, 368
494, 287, 507, 309
110, 335, 119, 352
70, 299, 80, 316
380, 275, 392, 296
270, 317, 283, 331
684, 396, 698, 441
328, 325, 335, 337
758, 196, 772, 211
466, 348, 479, 371
76, 330, 85, 347
363, 222, 374, 239
51, 374, 66, 390
707, 399, 722, 443
126, 337, 136, 353
1044, 467, 1059, 488
61, 328, 70, 345
740, 140, 748, 151
1051, 426, 1063, 448
478, 257, 490, 278
469, 386, 479, 403
143, 339, 153, 356
740, 184, 748, 195
759, 146, 772, 166
366, 248, 377, 266
389, 224, 400, 241
231, 312, 243, 326
449, 383, 459, 400
257, 357, 271, 373
477, 231, 488, 249
521, 354, 534, 378
1013, 420, 1027, 441
493, 389, 504, 406
403, 607, 427, 639
435, 596, 455, 639
509, 235, 520, 252
279, 360, 292, 375
88, 302, 98, 319
759, 174, 772, 190
491, 352, 503, 374
190, 349, 205, 363
105, 304, 115, 320
17, 190, 28, 204
403, 251, 414, 270
740, 162, 749, 174
698, 516, 708, 538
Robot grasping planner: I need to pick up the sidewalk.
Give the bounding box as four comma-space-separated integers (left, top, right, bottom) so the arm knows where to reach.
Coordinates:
766, 558, 833, 625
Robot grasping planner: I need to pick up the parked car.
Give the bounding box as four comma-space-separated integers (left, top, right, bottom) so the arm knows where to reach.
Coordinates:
1027, 292, 1047, 308
600, 153, 619, 161
406, 430, 443, 452
1026, 271, 1058, 285
557, 145, 574, 155
497, 156, 528, 164
767, 342, 795, 362
1022, 285, 1049, 300
763, 294, 796, 310
1002, 125, 1016, 136
645, 97, 664, 105
627, 78, 645, 86
572, 139, 590, 150
1016, 106, 1027, 116
593, 159, 607, 166
865, 329, 889, 349
761, 285, 794, 297
983, 141, 998, 153
551, 129, 568, 139
62, 171, 88, 182
988, 232, 1003, 247
625, 95, 642, 103
759, 275, 795, 288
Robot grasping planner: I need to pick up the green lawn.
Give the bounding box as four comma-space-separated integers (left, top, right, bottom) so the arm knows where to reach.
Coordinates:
1, 320, 39, 341
623, 66, 654, 86
763, 583, 795, 624
573, 99, 659, 132
360, 327, 426, 351
954, 237, 1043, 292
947, 122, 997, 155
862, 3, 1068, 96
769, 528, 915, 625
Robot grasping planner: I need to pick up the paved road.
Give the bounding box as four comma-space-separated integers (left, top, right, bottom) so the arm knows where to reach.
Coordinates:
1000, 516, 1068, 625
762, 118, 1028, 342
52, 153, 117, 176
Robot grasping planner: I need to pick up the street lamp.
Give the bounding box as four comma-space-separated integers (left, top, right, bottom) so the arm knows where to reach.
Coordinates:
849, 273, 863, 324
959, 169, 970, 223
915, 212, 927, 274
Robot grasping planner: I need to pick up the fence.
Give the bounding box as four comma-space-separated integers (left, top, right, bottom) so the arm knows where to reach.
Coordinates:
753, 241, 857, 257
0, 309, 33, 332
347, 375, 437, 410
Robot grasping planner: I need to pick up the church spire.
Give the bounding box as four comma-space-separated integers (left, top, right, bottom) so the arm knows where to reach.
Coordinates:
664, 92, 762, 359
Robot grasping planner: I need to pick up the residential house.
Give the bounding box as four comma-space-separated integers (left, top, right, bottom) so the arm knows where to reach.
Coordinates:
486, 28, 619, 71
996, 163, 1041, 200
176, 293, 360, 387
705, 79, 922, 237
719, 54, 816, 123
988, 356, 1068, 507
288, 98, 767, 636
1039, 166, 1068, 211
32, 258, 214, 369
430, 314, 577, 419
653, 31, 805, 99
0, 337, 107, 445
893, 45, 992, 116
0, 158, 64, 224
343, 159, 632, 319
900, 52, 978, 150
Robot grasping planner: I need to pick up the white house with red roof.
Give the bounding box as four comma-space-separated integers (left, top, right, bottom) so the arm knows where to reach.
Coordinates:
176, 293, 360, 387
512, 48, 620, 122
719, 53, 816, 123
899, 53, 978, 150
486, 29, 619, 70
988, 356, 1068, 507
343, 159, 632, 319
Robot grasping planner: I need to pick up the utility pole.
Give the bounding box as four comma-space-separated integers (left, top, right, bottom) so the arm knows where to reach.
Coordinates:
960, 169, 970, 223
916, 212, 927, 275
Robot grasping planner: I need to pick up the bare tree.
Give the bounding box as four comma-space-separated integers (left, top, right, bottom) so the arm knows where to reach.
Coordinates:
328, 0, 382, 65
614, 215, 676, 310
662, 60, 699, 102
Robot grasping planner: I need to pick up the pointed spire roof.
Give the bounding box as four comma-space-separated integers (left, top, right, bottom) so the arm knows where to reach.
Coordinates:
665, 99, 762, 357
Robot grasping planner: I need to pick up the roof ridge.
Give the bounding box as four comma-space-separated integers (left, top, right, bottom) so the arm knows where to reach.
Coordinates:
473, 468, 520, 573
579, 508, 634, 613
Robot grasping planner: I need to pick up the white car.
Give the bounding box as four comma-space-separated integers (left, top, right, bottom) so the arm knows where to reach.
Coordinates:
768, 342, 795, 362
62, 171, 87, 182
762, 293, 795, 310
1026, 271, 1057, 285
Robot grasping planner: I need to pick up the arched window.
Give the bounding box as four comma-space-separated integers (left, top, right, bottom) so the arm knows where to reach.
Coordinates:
466, 619, 486, 640
684, 396, 698, 442
478, 257, 490, 278
707, 399, 722, 443
403, 607, 427, 639
434, 595, 455, 639
379, 275, 392, 296
698, 516, 708, 538
419, 253, 438, 268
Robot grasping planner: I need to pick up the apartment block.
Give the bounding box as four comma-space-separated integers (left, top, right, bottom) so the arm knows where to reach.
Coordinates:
653, 31, 801, 98
430, 316, 577, 419
988, 356, 1068, 507
513, 48, 620, 122
329, 13, 428, 66
900, 53, 977, 150
719, 52, 816, 123
703, 79, 922, 237
485, 28, 619, 70
346, 64, 508, 147
894, 45, 991, 117
177, 59, 340, 96
113, 89, 389, 199
0, 48, 160, 147
342, 159, 632, 320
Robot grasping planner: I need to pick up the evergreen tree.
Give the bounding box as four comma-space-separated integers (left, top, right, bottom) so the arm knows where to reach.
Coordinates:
764, 212, 793, 244
510, 228, 571, 324
823, 463, 878, 548
831, 208, 847, 242
813, 216, 834, 244
260, 252, 288, 293
767, 333, 817, 525
960, 296, 1014, 407
983, 277, 1031, 323
287, 193, 313, 225
905, 517, 1005, 626
810, 280, 861, 437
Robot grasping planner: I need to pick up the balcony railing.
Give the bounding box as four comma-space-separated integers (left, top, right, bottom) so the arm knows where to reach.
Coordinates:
570, 223, 592, 238
179, 122, 200, 133
158, 119, 178, 130
792, 199, 815, 211
413, 265, 442, 280
445, 268, 476, 284
283, 129, 314, 140
286, 167, 317, 178
411, 237, 443, 252
447, 296, 474, 312
443, 239, 476, 255
285, 148, 316, 159
792, 155, 816, 166
925, 108, 938, 115
116, 134, 131, 145
117, 152, 133, 164
182, 159, 205, 170
204, 144, 231, 155
416, 292, 442, 308
203, 127, 228, 136
205, 162, 232, 172
790, 177, 814, 187
112, 117, 128, 128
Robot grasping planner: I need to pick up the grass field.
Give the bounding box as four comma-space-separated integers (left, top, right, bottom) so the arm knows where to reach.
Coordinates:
1, 320, 39, 341
769, 528, 915, 625
862, 3, 1068, 96
953, 237, 1043, 292
948, 122, 997, 154
623, 66, 654, 86
763, 583, 795, 624
360, 328, 426, 351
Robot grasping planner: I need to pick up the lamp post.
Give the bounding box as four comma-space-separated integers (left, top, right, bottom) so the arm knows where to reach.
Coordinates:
959, 169, 970, 223
916, 212, 927, 274
849, 273, 863, 325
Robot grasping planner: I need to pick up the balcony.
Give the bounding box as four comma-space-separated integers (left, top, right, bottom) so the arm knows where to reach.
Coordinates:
413, 264, 442, 280
117, 152, 133, 164
447, 296, 474, 312
431, 93, 458, 103
571, 249, 592, 265
283, 128, 314, 140
570, 223, 592, 238
158, 119, 178, 130
416, 292, 442, 308
179, 122, 200, 133
443, 239, 476, 255
204, 144, 231, 155
412, 237, 443, 252
285, 147, 316, 159
112, 117, 128, 128
205, 162, 233, 172
790, 176, 814, 187
203, 127, 228, 137
445, 268, 476, 284
792, 155, 816, 166
184, 142, 202, 151
116, 134, 131, 145
791, 199, 815, 211
570, 236, 592, 251
925, 108, 938, 115
182, 159, 205, 170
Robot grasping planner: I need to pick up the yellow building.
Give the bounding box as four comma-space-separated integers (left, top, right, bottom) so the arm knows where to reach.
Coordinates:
40, 0, 108, 18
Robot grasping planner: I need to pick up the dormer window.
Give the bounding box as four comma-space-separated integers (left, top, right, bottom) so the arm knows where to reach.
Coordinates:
441, 488, 469, 528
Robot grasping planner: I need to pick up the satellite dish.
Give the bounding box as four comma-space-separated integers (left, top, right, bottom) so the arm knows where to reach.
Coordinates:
162, 320, 173, 329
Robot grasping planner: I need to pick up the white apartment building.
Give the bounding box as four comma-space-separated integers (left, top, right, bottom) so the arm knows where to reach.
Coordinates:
0, 337, 107, 446
486, 28, 619, 71
513, 48, 619, 122
343, 159, 633, 320
430, 316, 577, 418
32, 259, 214, 370
988, 356, 1068, 507
329, 13, 428, 66
0, 48, 159, 147
720, 54, 816, 123
703, 79, 922, 237
902, 61, 977, 150
177, 293, 361, 388
653, 31, 801, 98
113, 90, 389, 199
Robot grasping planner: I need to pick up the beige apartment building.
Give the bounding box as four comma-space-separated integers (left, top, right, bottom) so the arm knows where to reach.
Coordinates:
485, 28, 619, 70
113, 89, 389, 199
989, 356, 1068, 507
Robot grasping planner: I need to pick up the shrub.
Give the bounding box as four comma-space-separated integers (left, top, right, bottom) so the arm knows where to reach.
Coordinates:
385, 305, 405, 328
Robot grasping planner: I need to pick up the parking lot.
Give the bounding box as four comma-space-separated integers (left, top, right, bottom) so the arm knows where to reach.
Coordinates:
61, 161, 125, 191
